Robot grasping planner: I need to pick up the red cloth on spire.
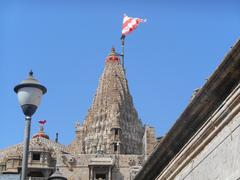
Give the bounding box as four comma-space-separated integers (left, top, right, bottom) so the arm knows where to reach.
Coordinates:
39, 120, 47, 125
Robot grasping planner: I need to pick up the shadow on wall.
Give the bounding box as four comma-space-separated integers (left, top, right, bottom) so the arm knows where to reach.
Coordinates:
112, 168, 124, 180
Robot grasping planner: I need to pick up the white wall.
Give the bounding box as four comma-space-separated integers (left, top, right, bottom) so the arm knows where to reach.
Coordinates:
173, 112, 240, 180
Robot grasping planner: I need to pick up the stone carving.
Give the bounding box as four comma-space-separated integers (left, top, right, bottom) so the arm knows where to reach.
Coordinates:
128, 158, 136, 166
129, 166, 142, 180
61, 153, 76, 171
137, 156, 144, 165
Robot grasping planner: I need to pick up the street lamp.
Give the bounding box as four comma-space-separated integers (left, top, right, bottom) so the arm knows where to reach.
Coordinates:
14, 71, 47, 180
47, 168, 68, 180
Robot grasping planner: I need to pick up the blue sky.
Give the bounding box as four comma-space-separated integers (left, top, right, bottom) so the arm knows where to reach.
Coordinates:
0, 1, 239, 149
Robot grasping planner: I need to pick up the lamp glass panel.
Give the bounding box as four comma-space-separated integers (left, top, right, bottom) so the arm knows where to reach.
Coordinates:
17, 87, 43, 106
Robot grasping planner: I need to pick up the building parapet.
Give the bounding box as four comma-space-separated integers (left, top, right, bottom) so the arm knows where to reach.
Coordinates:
135, 39, 240, 180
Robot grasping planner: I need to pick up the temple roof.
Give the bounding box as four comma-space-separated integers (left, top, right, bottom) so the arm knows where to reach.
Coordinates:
0, 137, 68, 163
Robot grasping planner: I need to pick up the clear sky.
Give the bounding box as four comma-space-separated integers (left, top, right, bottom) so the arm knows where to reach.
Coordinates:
0, 0, 239, 149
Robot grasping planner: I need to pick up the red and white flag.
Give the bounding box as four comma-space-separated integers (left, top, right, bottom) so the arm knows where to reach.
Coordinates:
122, 14, 146, 36
39, 120, 47, 125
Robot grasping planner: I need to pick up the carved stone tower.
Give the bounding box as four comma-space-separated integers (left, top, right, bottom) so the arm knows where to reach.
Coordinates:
80, 47, 144, 155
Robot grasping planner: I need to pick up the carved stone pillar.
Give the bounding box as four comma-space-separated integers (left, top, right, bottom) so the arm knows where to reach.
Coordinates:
40, 153, 44, 163
89, 166, 93, 180
108, 166, 112, 180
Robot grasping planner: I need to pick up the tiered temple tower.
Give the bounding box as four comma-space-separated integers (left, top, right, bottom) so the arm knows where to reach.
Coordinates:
74, 47, 145, 155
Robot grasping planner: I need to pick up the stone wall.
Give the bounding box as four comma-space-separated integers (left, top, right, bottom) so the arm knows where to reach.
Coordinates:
157, 83, 240, 180
172, 114, 240, 180
145, 126, 156, 156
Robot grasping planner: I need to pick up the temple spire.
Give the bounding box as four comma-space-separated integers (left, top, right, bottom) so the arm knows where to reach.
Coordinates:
81, 47, 144, 154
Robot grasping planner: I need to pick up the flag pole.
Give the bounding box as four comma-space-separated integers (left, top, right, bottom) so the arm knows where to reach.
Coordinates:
121, 35, 125, 69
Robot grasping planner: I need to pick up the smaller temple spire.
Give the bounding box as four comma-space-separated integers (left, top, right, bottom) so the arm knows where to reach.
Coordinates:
33, 120, 49, 139
55, 132, 59, 143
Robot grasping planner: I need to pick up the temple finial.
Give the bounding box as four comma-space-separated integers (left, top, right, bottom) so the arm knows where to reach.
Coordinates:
110, 47, 116, 55
29, 70, 33, 77
106, 46, 120, 62
32, 120, 49, 139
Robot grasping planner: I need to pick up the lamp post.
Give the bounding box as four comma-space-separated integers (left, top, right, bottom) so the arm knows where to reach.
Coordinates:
14, 71, 47, 180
